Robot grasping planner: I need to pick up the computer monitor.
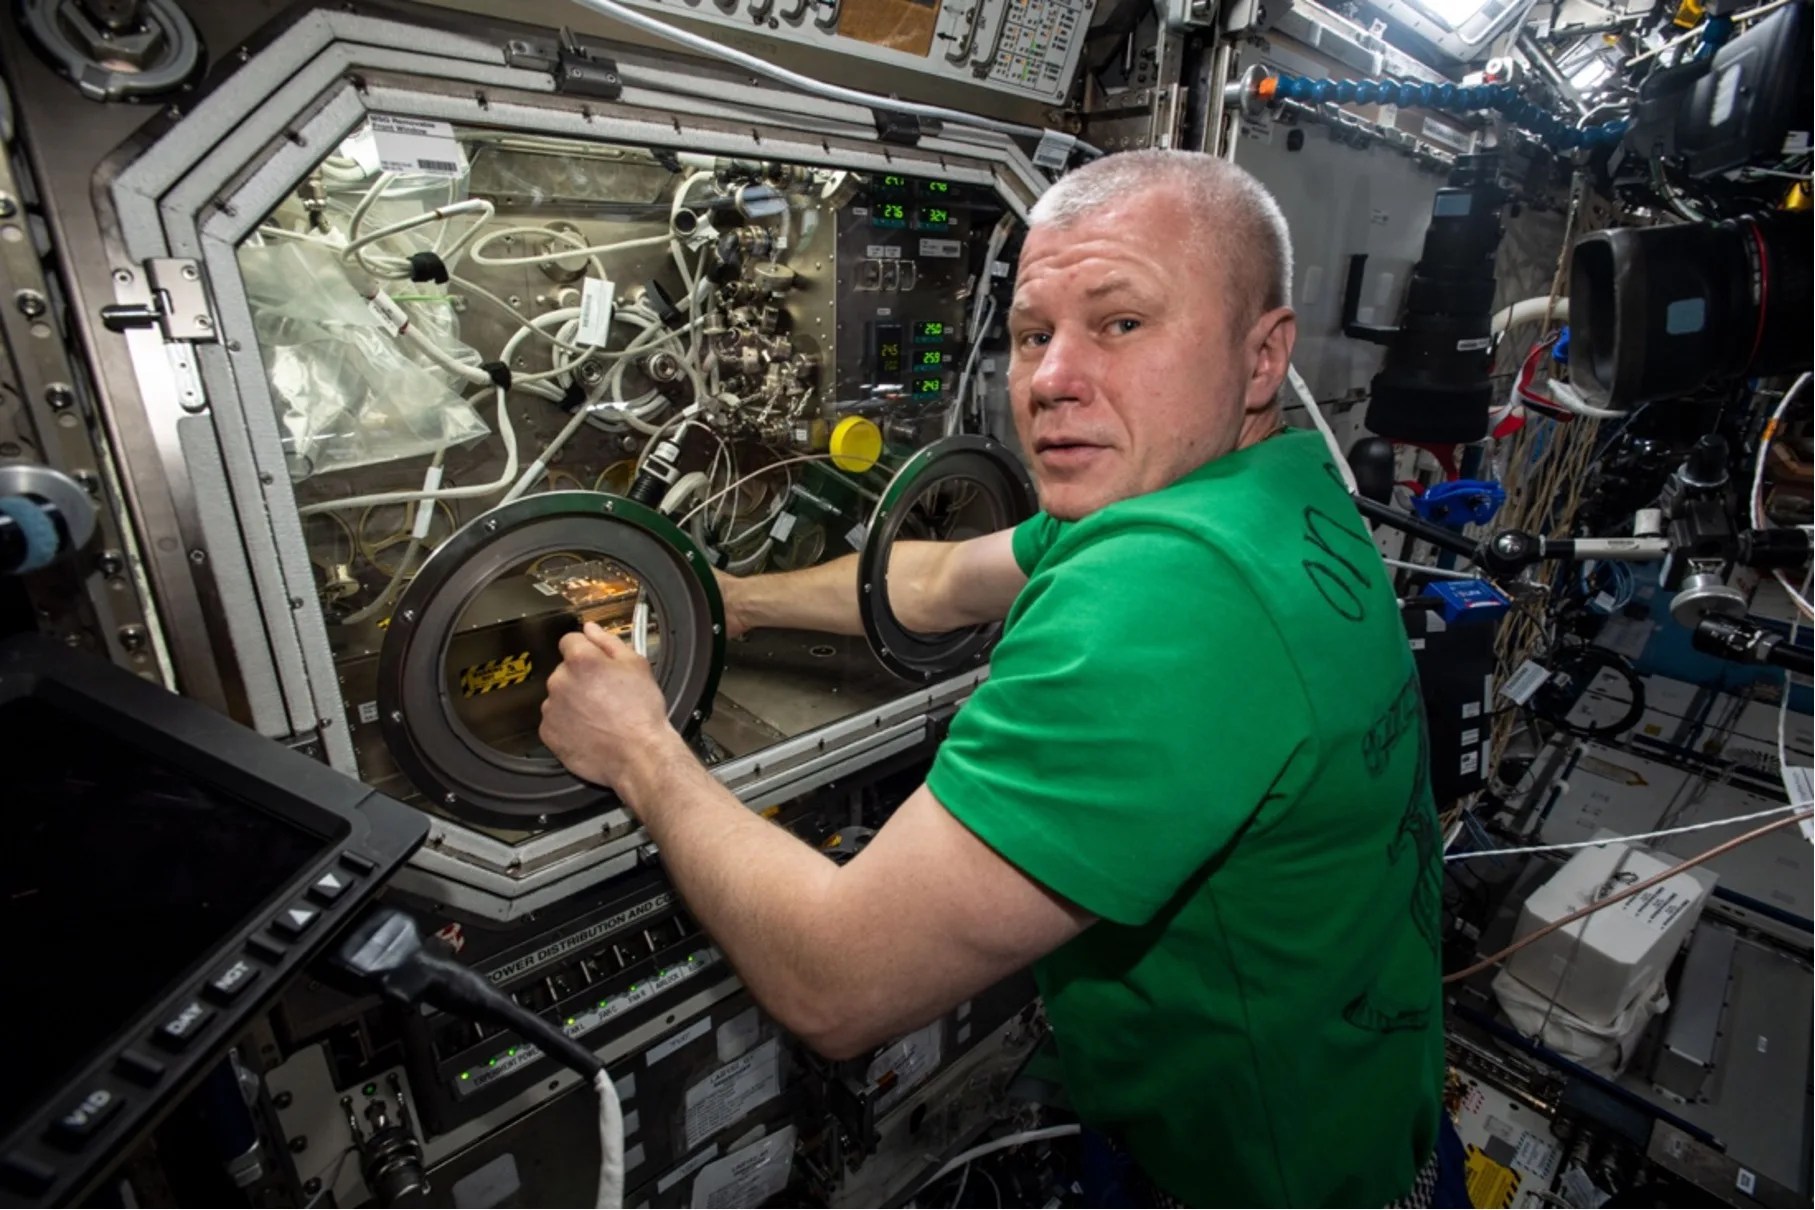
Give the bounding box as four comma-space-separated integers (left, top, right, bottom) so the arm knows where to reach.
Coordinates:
0, 636, 426, 1206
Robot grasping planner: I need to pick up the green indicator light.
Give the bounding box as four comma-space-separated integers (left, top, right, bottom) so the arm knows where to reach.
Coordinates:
565, 1017, 576, 1027
488, 1058, 497, 1067
631, 984, 639, 992
363, 1083, 377, 1096
460, 1071, 470, 1081
599, 998, 609, 1008
508, 1047, 517, 1056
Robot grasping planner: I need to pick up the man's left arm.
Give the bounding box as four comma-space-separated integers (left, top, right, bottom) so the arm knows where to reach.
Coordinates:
541, 622, 1091, 1059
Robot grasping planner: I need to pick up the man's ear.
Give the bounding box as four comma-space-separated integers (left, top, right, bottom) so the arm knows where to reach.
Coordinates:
1246, 306, 1298, 413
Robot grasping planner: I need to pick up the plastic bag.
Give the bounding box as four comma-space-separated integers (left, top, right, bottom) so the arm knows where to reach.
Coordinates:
238, 234, 490, 480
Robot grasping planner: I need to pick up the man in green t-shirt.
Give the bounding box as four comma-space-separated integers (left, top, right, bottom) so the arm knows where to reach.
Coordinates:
540, 150, 1453, 1205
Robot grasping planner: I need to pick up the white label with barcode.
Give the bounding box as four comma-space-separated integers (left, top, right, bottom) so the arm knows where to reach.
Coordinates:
1032, 129, 1076, 168
866, 244, 902, 259
370, 114, 465, 176
919, 239, 962, 258
1500, 660, 1552, 706
578, 276, 614, 347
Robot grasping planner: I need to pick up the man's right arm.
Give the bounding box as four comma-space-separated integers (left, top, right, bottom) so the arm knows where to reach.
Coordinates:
718, 529, 1026, 638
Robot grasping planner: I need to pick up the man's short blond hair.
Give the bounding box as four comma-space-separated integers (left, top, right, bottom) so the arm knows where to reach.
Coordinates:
1028, 150, 1294, 330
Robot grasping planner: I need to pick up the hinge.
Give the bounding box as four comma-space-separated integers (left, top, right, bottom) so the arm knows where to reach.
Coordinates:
100, 258, 218, 343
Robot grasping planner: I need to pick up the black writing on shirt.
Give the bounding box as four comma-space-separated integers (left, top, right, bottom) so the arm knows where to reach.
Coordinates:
1362, 672, 1423, 777
1300, 498, 1375, 623
1342, 701, 1440, 1035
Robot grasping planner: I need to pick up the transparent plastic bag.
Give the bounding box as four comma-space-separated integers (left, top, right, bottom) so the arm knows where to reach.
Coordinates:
239, 234, 490, 480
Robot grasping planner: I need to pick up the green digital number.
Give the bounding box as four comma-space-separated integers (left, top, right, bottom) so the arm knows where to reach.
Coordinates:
883, 174, 908, 188
920, 321, 943, 337
920, 350, 942, 366
883, 203, 905, 219
927, 180, 950, 193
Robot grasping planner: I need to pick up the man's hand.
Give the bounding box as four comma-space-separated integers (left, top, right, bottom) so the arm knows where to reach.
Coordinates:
539, 621, 674, 791
713, 570, 755, 640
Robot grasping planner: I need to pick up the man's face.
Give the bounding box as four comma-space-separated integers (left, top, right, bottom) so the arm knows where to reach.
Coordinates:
1007, 186, 1285, 520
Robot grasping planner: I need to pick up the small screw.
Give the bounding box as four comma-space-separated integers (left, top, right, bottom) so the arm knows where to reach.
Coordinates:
97, 550, 124, 577
44, 383, 74, 411
180, 264, 199, 281
303, 1179, 321, 1196
15, 290, 46, 318
188, 548, 207, 565
691, 709, 703, 721
195, 315, 213, 329
401, 608, 416, 622
712, 624, 722, 634
112, 269, 133, 284
287, 1136, 308, 1154
289, 596, 304, 609
0, 195, 15, 218
444, 792, 458, 805
117, 625, 147, 652
273, 1091, 294, 1110
73, 471, 99, 495
390, 710, 403, 723
485, 518, 498, 532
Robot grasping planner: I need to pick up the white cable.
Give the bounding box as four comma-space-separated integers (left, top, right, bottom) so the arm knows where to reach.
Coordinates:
299, 388, 518, 515
1546, 380, 1628, 420
659, 470, 712, 516
1782, 573, 1808, 825
1285, 365, 1358, 494
916, 1125, 1082, 1192
567, 0, 1101, 156
676, 454, 840, 527
1491, 295, 1568, 336
950, 293, 999, 437
1384, 557, 1475, 579
1444, 800, 1814, 861
342, 198, 494, 275
593, 1068, 624, 1209
468, 225, 671, 269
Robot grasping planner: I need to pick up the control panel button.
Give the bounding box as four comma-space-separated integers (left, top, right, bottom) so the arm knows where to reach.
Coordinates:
270, 904, 319, 939
153, 1000, 214, 1052
307, 868, 353, 905
246, 933, 288, 963
338, 850, 377, 875
115, 1049, 166, 1087
0, 1153, 55, 1195
204, 957, 261, 1004
47, 1087, 124, 1149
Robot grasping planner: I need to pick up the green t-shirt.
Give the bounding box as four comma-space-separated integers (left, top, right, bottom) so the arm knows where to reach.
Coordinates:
926, 429, 1444, 1206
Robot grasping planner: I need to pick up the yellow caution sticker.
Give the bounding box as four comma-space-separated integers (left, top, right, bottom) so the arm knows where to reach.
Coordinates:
1672, 0, 1704, 27
459, 651, 533, 697
1465, 1144, 1521, 1209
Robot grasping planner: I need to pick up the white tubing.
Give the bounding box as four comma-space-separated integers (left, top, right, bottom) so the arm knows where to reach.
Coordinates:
1491, 296, 1568, 335
1286, 365, 1359, 495
592, 1069, 624, 1208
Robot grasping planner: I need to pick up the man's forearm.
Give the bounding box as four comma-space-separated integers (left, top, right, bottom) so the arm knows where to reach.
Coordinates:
618, 732, 870, 1051
734, 553, 867, 635
734, 542, 958, 635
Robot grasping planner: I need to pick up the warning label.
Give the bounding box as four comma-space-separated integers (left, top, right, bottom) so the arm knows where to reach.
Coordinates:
684, 1039, 782, 1150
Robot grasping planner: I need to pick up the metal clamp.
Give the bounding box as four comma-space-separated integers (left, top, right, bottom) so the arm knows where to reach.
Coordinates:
99, 257, 216, 342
